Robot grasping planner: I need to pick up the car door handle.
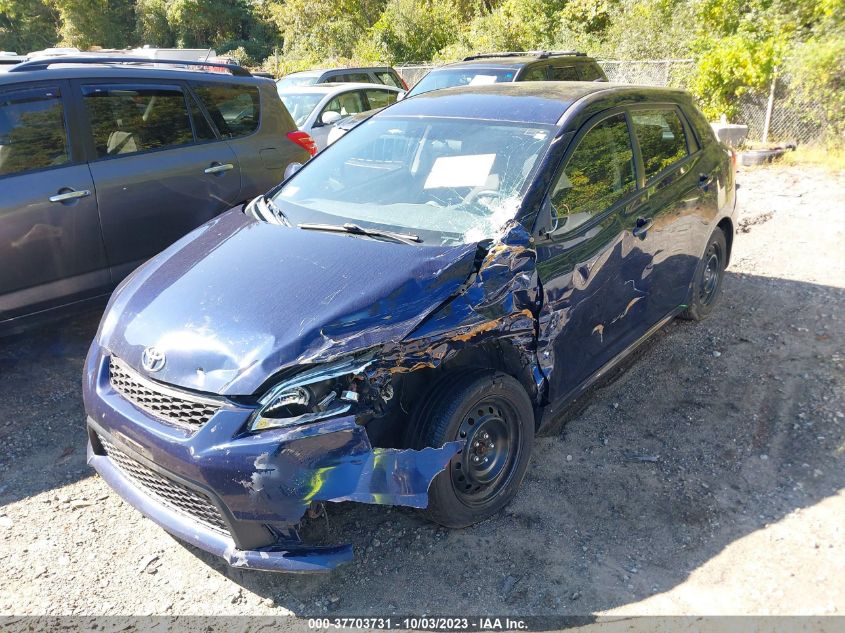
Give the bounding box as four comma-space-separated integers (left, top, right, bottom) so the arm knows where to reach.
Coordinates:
698, 173, 714, 191
49, 189, 91, 203
204, 162, 234, 175
632, 217, 653, 239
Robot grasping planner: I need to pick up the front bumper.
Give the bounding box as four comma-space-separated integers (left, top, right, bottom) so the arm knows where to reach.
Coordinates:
84, 347, 459, 572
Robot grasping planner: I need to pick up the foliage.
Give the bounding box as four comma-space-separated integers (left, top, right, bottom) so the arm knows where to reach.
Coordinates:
0, 0, 59, 53
54, 0, 136, 49
785, 31, 845, 139
165, 0, 248, 49
0, 0, 841, 139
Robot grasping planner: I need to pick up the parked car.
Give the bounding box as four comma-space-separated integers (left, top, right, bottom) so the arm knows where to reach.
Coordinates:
278, 82, 402, 151
0, 56, 314, 335
84, 81, 736, 573
276, 66, 407, 92
326, 51, 609, 145
405, 50, 607, 99
0, 52, 26, 67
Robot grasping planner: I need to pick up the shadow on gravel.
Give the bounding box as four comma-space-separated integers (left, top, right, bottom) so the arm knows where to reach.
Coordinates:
0, 310, 101, 507
191, 271, 845, 616
2, 270, 844, 618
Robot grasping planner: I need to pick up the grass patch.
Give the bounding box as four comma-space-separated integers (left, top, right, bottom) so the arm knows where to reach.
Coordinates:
781, 143, 845, 170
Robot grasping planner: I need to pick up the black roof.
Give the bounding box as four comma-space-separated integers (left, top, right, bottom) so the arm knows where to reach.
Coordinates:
383, 82, 690, 125
440, 51, 597, 70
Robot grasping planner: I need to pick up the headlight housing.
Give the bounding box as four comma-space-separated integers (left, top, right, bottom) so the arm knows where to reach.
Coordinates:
249, 356, 375, 431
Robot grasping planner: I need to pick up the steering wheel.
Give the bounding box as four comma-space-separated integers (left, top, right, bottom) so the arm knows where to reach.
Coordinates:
464, 188, 504, 212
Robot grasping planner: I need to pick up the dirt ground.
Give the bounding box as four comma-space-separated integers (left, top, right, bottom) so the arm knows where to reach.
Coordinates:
0, 164, 843, 618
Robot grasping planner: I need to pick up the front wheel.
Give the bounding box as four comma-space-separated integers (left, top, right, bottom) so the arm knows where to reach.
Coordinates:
681, 227, 727, 321
408, 371, 534, 528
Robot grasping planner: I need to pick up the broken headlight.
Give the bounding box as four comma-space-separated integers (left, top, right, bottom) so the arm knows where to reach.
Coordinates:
249, 356, 375, 431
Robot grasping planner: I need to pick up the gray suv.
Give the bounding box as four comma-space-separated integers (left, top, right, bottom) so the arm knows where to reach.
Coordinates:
0, 57, 312, 334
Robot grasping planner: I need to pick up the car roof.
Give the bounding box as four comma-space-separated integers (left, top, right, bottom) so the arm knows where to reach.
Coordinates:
279, 82, 399, 95
439, 55, 596, 70
284, 66, 393, 77
383, 82, 690, 125
0, 64, 263, 87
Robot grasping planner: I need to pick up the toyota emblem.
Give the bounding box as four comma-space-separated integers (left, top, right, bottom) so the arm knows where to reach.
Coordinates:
141, 346, 166, 373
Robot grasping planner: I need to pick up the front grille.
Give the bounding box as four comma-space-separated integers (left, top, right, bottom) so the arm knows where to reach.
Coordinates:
99, 434, 230, 535
109, 357, 220, 431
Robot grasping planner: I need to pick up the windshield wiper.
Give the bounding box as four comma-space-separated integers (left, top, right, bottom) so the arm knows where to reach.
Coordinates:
298, 222, 422, 245
261, 195, 291, 226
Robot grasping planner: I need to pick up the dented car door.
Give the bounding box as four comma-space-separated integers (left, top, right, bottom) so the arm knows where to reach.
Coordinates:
534, 111, 655, 404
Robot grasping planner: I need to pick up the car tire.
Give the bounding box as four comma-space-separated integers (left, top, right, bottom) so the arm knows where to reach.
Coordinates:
408, 370, 535, 528
681, 227, 728, 321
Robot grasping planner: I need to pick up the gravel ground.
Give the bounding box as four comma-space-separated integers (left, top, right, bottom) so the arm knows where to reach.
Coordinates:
1, 164, 843, 618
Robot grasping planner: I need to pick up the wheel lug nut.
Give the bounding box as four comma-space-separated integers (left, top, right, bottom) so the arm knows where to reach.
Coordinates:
488, 442, 494, 449
472, 455, 481, 463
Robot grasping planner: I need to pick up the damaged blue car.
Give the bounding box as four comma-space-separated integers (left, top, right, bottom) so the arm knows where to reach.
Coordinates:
84, 82, 737, 572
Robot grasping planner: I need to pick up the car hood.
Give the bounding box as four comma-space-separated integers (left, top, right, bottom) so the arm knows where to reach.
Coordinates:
97, 210, 479, 396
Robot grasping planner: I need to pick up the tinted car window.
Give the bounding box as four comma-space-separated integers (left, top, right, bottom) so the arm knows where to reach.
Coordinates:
326, 73, 371, 83
192, 82, 260, 138
376, 71, 404, 89
188, 93, 216, 141
631, 108, 689, 180
578, 64, 606, 81
550, 113, 635, 234
0, 86, 68, 177
83, 84, 193, 158
322, 91, 366, 119
365, 89, 397, 109
521, 66, 547, 81
550, 66, 579, 80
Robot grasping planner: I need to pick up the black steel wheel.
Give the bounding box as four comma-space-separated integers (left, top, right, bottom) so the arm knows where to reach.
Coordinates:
407, 371, 534, 528
681, 227, 727, 321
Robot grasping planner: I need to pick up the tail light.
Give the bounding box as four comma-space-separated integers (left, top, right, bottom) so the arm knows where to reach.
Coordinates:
287, 130, 318, 157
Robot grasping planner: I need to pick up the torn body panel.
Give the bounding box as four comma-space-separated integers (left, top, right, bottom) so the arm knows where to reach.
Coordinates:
86, 343, 460, 571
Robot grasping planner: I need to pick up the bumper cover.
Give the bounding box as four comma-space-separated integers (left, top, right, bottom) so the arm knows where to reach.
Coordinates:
84, 348, 460, 572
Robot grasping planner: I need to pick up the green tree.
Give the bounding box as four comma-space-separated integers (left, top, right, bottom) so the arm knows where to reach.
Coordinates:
135, 0, 174, 47
0, 0, 60, 53
55, 0, 135, 49
166, 0, 249, 48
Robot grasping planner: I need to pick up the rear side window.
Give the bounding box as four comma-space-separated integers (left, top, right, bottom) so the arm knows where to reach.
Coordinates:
550, 66, 579, 81
326, 73, 371, 83
0, 86, 68, 177
192, 82, 260, 138
521, 66, 547, 81
376, 71, 404, 89
631, 108, 689, 180
365, 89, 398, 109
550, 113, 635, 234
83, 84, 194, 158
578, 64, 606, 81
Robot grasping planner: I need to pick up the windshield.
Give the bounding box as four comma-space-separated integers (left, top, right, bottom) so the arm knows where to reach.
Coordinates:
406, 68, 515, 97
278, 92, 324, 127
271, 116, 553, 245
276, 74, 319, 91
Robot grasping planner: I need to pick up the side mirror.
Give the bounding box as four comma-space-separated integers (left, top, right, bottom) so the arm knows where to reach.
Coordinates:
284, 162, 303, 180
320, 110, 342, 126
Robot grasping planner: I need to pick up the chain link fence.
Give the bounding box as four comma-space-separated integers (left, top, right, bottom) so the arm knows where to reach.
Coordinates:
395, 59, 827, 144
